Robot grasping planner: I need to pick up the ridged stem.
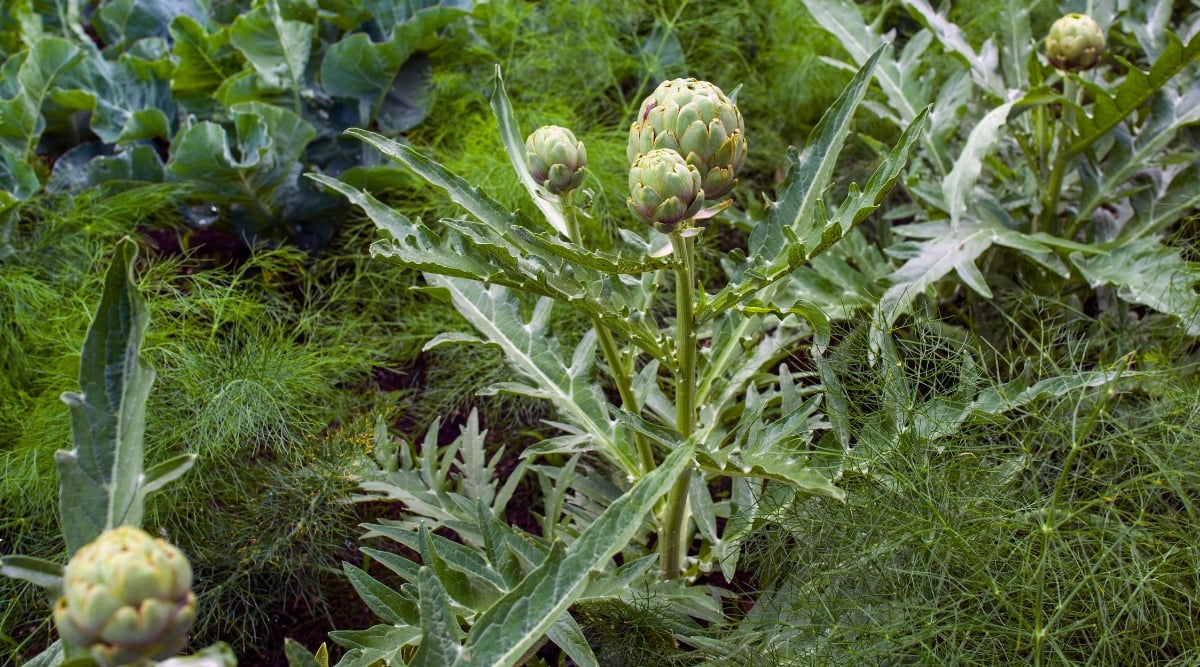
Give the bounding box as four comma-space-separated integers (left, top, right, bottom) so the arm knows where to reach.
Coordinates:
660, 230, 697, 579
562, 193, 655, 476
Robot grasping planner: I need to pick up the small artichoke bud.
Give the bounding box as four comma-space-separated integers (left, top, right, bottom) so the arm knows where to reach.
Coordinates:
627, 148, 704, 234
628, 79, 747, 200
54, 526, 196, 667
1045, 14, 1105, 71
525, 125, 587, 195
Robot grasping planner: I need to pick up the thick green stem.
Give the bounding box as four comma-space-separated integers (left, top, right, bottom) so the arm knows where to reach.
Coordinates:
1037, 78, 1079, 237
562, 193, 656, 476
660, 231, 697, 579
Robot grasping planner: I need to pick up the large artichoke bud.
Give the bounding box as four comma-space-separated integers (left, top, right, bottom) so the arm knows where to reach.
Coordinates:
627, 78, 747, 200
1045, 14, 1105, 71
628, 148, 704, 234
54, 526, 196, 667
525, 125, 587, 195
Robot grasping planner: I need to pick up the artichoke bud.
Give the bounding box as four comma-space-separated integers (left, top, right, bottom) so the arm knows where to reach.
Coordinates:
627, 148, 704, 234
628, 78, 747, 200
525, 125, 587, 195
1045, 14, 1105, 71
54, 526, 196, 667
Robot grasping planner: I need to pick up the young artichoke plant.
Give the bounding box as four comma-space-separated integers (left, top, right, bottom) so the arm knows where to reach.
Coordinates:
54, 526, 196, 667
525, 124, 588, 195
1045, 13, 1106, 71
628, 78, 747, 201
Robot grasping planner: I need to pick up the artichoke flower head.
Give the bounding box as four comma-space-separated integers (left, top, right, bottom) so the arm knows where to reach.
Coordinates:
627, 148, 705, 234
54, 526, 196, 667
628, 78, 747, 201
525, 125, 587, 195
1046, 13, 1106, 71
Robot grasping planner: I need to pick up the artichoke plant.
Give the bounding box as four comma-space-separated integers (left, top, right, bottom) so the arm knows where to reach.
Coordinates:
1045, 13, 1106, 71
54, 526, 196, 667
627, 78, 747, 200
525, 125, 588, 195
627, 148, 705, 233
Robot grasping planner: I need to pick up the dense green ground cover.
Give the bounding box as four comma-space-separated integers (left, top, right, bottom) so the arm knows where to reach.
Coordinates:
2, 1, 1198, 666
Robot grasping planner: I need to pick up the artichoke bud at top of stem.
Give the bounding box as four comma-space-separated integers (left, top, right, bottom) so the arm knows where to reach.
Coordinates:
628, 78, 747, 201
1045, 14, 1106, 72
628, 148, 705, 234
54, 526, 196, 667
525, 125, 587, 195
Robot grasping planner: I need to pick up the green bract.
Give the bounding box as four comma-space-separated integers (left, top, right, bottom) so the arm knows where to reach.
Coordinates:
627, 148, 704, 233
1045, 13, 1106, 71
525, 125, 588, 195
627, 78, 747, 200
54, 526, 196, 667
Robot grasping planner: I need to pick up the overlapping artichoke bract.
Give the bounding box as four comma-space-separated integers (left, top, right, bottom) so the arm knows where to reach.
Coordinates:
1046, 13, 1106, 71
627, 148, 705, 234
525, 125, 588, 195
627, 78, 747, 201
54, 526, 196, 667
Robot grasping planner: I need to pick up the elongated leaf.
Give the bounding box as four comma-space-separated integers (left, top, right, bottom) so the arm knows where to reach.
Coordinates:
547, 614, 600, 667
330, 625, 421, 667
801, 0, 923, 124
489, 66, 569, 237
139, 453, 196, 497
753, 45, 886, 258
1078, 93, 1200, 227
456, 441, 696, 667
706, 107, 928, 319
942, 101, 1014, 227
1070, 237, 1200, 335
342, 563, 419, 626
310, 173, 506, 281
57, 238, 153, 554
1069, 31, 1200, 158
0, 554, 63, 590
411, 566, 465, 666
346, 129, 520, 238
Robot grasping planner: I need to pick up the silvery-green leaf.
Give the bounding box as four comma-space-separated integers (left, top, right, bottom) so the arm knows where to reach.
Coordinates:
57, 238, 155, 553
1070, 237, 1200, 335
454, 441, 695, 667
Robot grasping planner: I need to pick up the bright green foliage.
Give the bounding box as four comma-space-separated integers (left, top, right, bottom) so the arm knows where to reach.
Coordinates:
54, 526, 196, 667
0, 0, 473, 245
